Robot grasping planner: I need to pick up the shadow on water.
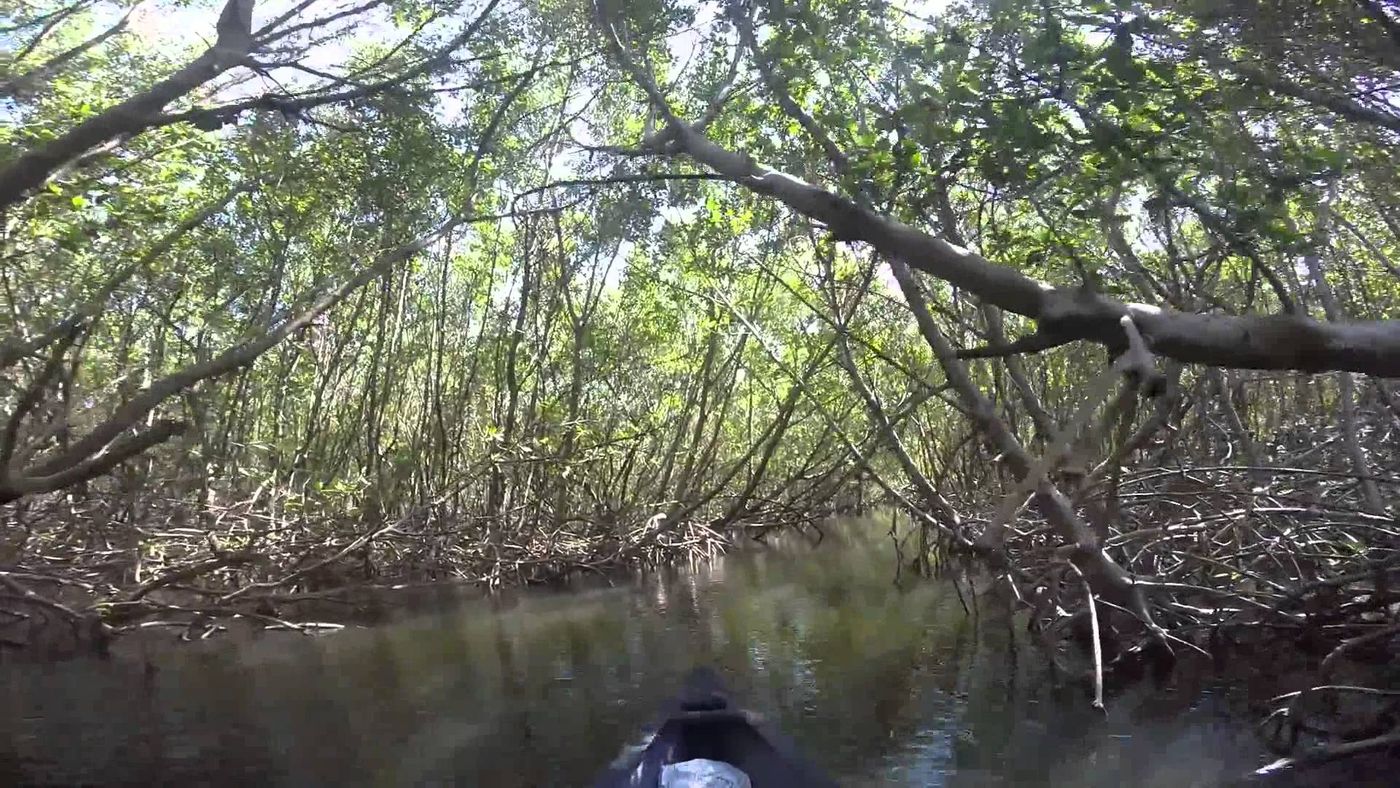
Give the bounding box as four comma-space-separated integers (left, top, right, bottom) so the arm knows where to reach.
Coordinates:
1, 518, 1272, 786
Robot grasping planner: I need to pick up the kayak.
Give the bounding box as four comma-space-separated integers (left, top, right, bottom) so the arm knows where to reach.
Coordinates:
592, 667, 839, 788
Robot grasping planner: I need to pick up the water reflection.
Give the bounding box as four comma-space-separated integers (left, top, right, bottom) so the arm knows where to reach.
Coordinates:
0, 520, 1266, 786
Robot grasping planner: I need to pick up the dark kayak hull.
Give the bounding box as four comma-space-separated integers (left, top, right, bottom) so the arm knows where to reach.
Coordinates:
592, 668, 839, 788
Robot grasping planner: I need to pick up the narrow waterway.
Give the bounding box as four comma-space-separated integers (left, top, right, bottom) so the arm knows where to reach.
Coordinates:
1, 519, 1269, 786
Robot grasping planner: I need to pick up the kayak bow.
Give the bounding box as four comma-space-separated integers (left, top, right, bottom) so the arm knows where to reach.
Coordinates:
592, 667, 839, 788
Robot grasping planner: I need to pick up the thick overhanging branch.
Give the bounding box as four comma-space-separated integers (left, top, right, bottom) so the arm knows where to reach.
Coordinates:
0, 419, 187, 505
644, 121, 1400, 376
0, 0, 255, 210
0, 0, 503, 209
588, 0, 1400, 375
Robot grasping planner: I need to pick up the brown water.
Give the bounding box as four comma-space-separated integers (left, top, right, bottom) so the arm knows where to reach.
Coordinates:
0, 520, 1272, 786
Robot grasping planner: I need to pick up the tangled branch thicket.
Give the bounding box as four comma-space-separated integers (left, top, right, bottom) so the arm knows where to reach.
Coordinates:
2, 0, 1399, 769
913, 389, 1399, 764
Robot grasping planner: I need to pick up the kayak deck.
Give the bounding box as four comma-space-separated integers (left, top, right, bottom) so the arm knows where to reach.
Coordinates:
592, 668, 839, 787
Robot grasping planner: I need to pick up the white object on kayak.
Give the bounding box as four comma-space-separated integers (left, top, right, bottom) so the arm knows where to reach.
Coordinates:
659, 758, 752, 788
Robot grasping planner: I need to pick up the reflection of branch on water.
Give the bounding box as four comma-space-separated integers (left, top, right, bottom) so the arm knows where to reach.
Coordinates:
1254, 729, 1400, 778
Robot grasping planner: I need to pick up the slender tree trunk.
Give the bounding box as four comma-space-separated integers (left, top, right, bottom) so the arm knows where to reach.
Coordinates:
1302, 194, 1385, 515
